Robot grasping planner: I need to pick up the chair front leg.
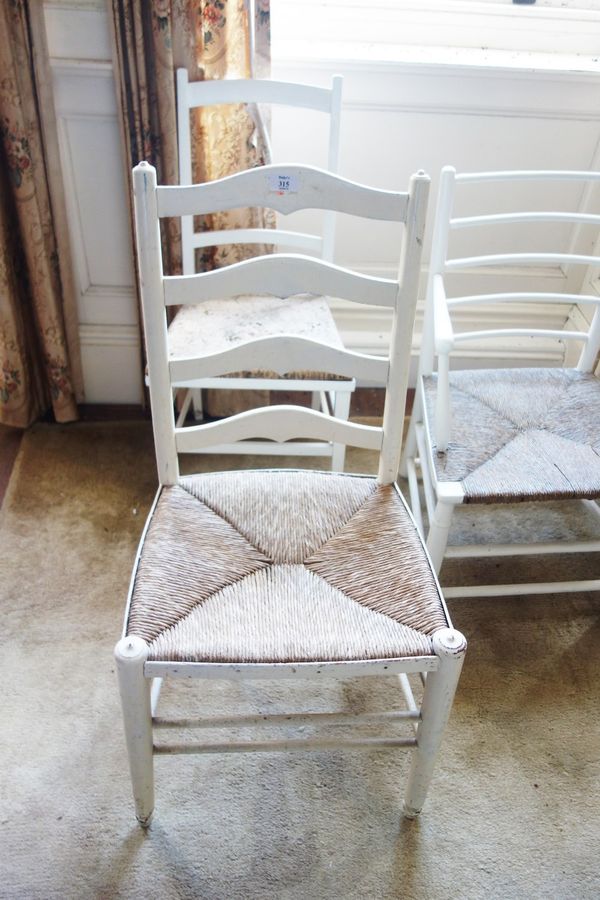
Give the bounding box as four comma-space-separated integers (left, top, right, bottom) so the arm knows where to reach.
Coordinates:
191, 388, 204, 421
402, 628, 467, 818
115, 636, 155, 826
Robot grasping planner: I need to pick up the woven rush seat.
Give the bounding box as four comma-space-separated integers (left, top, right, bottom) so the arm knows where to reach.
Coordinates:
423, 367, 600, 503
127, 470, 448, 663
167, 293, 348, 381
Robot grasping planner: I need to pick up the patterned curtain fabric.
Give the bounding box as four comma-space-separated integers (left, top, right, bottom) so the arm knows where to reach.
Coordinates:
0, 2, 82, 428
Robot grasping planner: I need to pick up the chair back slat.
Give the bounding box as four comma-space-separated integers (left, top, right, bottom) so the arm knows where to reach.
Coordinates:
169, 336, 389, 384
133, 161, 429, 486
176, 71, 344, 271
174, 406, 383, 454
457, 170, 600, 184
445, 252, 600, 271
447, 292, 600, 307
163, 255, 398, 309
158, 165, 408, 221
452, 328, 588, 345
190, 228, 323, 254
451, 212, 600, 229
179, 73, 336, 113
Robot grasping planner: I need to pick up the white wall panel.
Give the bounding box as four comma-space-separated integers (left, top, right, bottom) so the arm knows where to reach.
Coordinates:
60, 115, 134, 290
45, 1, 142, 404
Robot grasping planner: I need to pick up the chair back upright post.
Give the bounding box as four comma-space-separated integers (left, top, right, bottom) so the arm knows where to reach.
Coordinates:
420, 166, 456, 378
133, 162, 179, 486
321, 74, 343, 262
176, 68, 195, 277
378, 171, 430, 484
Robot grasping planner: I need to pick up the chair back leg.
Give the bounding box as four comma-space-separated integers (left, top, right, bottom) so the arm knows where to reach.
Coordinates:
398, 389, 422, 478
331, 388, 352, 471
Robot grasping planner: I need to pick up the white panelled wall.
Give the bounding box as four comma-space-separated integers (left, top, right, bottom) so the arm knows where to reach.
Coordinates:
43, 0, 600, 404
271, 55, 600, 375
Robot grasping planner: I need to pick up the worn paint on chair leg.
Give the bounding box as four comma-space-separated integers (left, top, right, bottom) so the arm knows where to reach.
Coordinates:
402, 627, 467, 818
115, 636, 155, 826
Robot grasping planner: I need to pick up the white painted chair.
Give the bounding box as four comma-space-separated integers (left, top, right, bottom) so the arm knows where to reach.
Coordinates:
115, 160, 467, 826
173, 68, 354, 471
401, 166, 600, 598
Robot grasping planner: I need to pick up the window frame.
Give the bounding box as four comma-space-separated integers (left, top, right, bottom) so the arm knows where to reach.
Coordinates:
272, 0, 600, 66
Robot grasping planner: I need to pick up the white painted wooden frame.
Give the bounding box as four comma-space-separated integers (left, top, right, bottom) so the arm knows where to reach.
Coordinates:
115, 162, 469, 827
175, 69, 352, 469
401, 166, 600, 598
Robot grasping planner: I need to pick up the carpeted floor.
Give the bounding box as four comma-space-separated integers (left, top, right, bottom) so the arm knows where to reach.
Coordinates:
1, 421, 599, 900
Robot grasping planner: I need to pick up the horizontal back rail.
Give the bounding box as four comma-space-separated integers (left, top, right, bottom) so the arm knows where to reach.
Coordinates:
451, 211, 600, 229
456, 170, 600, 184
190, 228, 322, 253
445, 252, 600, 271
446, 292, 600, 307
174, 406, 384, 453
169, 335, 388, 383
182, 77, 335, 112
452, 328, 587, 344
163, 255, 398, 308
157, 164, 408, 221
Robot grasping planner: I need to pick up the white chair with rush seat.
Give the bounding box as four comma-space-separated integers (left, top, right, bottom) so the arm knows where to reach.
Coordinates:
115, 160, 467, 826
172, 69, 354, 470
401, 166, 600, 598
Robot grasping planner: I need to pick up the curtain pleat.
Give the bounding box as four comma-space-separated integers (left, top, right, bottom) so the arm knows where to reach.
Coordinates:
0, 1, 82, 427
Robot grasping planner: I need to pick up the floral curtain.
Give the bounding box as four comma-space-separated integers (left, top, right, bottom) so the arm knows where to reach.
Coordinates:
0, 2, 82, 428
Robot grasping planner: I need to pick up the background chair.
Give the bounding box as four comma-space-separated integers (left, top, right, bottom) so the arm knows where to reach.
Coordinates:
401, 166, 600, 598
173, 68, 354, 471
115, 160, 467, 826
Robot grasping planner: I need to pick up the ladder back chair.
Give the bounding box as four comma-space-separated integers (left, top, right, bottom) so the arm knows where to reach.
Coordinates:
115, 160, 467, 826
401, 166, 600, 598
173, 69, 354, 470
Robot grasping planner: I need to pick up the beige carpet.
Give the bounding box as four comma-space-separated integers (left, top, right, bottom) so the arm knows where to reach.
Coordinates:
1, 422, 599, 900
